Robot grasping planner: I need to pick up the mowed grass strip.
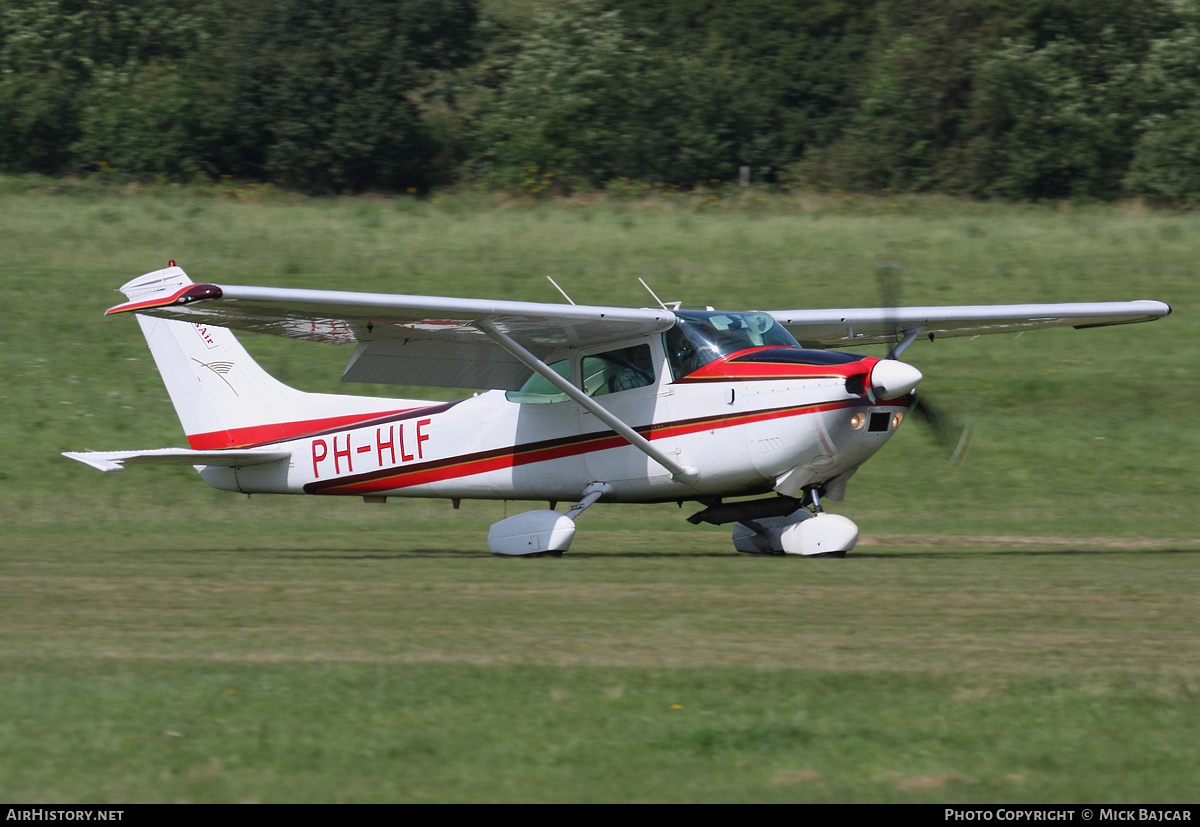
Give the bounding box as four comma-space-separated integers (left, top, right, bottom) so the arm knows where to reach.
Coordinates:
5, 534, 1199, 676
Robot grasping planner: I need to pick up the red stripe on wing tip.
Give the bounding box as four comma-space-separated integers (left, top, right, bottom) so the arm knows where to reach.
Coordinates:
106, 283, 223, 315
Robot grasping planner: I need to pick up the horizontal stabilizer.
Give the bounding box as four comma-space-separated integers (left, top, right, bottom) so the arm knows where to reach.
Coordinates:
63, 448, 292, 473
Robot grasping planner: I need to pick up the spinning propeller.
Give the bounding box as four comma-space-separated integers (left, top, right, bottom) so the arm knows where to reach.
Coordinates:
873, 252, 974, 466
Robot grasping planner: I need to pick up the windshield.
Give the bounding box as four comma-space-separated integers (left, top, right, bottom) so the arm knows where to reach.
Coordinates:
663, 311, 800, 380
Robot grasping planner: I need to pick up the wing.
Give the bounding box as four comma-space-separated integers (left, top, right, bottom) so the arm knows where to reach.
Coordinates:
770, 301, 1171, 349
106, 269, 676, 390
107, 268, 1170, 388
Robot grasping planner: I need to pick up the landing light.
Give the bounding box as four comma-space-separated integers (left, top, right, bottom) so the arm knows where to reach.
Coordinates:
892, 412, 904, 430
850, 412, 866, 430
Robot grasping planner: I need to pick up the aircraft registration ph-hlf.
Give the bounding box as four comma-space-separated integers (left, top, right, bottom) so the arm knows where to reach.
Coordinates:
65, 264, 1170, 557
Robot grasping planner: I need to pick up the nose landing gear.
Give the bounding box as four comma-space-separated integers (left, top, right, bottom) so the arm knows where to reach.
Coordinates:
730, 485, 859, 557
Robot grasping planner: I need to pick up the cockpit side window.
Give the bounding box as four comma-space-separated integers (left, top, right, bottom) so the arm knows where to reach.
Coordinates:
663, 311, 799, 380
581, 344, 655, 397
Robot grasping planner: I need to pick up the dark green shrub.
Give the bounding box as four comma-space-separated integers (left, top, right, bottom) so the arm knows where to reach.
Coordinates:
226, 0, 479, 193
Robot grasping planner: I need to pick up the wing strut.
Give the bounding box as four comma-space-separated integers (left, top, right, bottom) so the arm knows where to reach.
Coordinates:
474, 320, 699, 484
885, 327, 924, 360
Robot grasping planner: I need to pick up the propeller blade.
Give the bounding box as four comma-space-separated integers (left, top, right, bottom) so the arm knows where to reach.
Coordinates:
873, 252, 905, 356
910, 394, 975, 467
873, 251, 973, 466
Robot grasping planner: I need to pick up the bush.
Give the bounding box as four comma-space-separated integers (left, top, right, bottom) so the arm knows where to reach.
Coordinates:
471, 0, 768, 188
0, 74, 78, 173
225, 0, 479, 193
70, 61, 221, 180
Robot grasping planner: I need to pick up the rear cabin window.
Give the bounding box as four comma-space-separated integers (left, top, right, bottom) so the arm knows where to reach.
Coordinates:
505, 359, 571, 404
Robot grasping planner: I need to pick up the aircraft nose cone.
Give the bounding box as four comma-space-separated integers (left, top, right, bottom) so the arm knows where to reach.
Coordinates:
869, 359, 922, 401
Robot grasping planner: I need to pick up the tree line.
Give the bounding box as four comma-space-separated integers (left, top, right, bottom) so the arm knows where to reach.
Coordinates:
2, 0, 1198, 202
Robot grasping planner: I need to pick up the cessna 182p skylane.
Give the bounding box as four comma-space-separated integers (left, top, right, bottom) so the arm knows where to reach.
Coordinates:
65, 265, 1169, 557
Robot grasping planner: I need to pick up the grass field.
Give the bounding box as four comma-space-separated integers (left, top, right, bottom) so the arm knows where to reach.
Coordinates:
1, 178, 1198, 802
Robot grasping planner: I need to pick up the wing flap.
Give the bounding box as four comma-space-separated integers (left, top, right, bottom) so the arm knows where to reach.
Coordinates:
341, 338, 533, 389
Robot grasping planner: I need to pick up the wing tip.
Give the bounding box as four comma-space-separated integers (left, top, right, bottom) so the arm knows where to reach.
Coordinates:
62, 451, 125, 472
105, 283, 224, 316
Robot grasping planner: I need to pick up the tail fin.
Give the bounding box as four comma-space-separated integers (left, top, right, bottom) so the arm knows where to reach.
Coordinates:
117, 266, 431, 449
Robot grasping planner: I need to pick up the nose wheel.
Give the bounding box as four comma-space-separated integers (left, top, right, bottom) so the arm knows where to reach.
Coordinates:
731, 485, 858, 557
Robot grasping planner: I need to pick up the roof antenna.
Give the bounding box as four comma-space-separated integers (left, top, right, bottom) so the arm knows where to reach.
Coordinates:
638, 277, 680, 311
547, 276, 576, 305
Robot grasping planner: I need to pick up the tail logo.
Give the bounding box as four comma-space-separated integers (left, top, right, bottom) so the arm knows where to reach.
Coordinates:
191, 358, 239, 396
193, 323, 219, 349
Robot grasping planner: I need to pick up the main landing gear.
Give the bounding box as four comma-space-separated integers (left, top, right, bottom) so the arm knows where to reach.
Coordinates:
487, 483, 614, 557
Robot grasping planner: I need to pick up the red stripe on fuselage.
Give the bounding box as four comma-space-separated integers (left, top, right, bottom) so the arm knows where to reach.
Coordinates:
677, 349, 878, 383
304, 398, 866, 496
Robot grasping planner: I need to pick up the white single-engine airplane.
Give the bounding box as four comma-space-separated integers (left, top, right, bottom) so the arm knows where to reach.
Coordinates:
66, 264, 1169, 557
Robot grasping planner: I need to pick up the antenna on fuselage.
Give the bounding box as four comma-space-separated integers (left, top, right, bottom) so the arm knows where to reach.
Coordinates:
547, 276, 576, 305
637, 278, 681, 311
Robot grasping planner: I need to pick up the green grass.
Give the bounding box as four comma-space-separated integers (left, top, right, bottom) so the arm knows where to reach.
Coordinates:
4, 664, 1197, 803
3, 534, 1200, 802
1, 179, 1198, 801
